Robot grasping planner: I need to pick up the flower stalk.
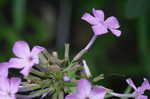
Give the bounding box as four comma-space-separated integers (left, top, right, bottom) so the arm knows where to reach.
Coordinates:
110, 92, 134, 98
73, 35, 97, 61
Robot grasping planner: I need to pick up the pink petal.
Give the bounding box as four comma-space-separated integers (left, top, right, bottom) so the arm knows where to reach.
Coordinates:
126, 78, 137, 90
137, 95, 147, 99
89, 88, 106, 99
28, 46, 44, 65
77, 79, 91, 96
65, 93, 82, 99
0, 77, 9, 92
9, 58, 26, 69
20, 66, 33, 76
10, 77, 21, 94
110, 29, 121, 37
92, 8, 104, 22
81, 13, 98, 25
138, 78, 150, 93
33, 57, 40, 64
13, 41, 30, 58
0, 62, 9, 77
141, 78, 150, 90
92, 23, 108, 35
10, 95, 16, 99
0, 95, 14, 99
104, 16, 120, 29
0, 95, 9, 99
31, 46, 44, 58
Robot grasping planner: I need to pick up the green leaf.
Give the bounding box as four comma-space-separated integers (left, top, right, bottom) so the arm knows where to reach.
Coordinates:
30, 68, 45, 77
30, 88, 49, 96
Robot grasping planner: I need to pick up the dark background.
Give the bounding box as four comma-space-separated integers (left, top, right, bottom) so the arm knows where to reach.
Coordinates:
0, 0, 150, 95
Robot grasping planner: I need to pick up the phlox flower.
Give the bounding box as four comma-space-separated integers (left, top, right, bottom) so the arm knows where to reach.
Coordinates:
65, 79, 106, 99
0, 77, 21, 99
127, 78, 150, 99
9, 41, 44, 76
82, 8, 121, 37
111, 78, 150, 99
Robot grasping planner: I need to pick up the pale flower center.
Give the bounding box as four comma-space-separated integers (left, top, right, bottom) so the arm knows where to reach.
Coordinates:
7, 92, 12, 97
28, 56, 34, 62
85, 97, 90, 99
0, 90, 12, 98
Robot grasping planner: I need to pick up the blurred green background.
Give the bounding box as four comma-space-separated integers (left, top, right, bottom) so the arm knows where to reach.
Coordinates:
0, 0, 150, 94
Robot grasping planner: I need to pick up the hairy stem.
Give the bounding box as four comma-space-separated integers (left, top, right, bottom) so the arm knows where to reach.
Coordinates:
73, 35, 97, 61
110, 92, 134, 98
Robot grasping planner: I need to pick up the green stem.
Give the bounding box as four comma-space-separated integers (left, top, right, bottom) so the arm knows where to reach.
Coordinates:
64, 44, 70, 60
121, 86, 132, 99
105, 93, 114, 98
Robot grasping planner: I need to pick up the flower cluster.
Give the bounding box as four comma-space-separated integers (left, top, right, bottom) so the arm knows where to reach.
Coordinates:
0, 8, 149, 99
0, 41, 44, 99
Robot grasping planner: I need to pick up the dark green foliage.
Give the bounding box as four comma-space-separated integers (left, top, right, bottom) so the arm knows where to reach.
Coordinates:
125, 0, 150, 18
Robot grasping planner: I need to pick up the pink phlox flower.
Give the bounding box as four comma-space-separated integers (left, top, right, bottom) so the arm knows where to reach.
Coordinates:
0, 77, 21, 99
9, 41, 45, 76
81, 8, 121, 37
65, 79, 106, 99
126, 78, 150, 99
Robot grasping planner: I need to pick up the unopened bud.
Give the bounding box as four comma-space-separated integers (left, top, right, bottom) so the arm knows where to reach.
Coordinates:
63, 76, 70, 82
82, 60, 92, 78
